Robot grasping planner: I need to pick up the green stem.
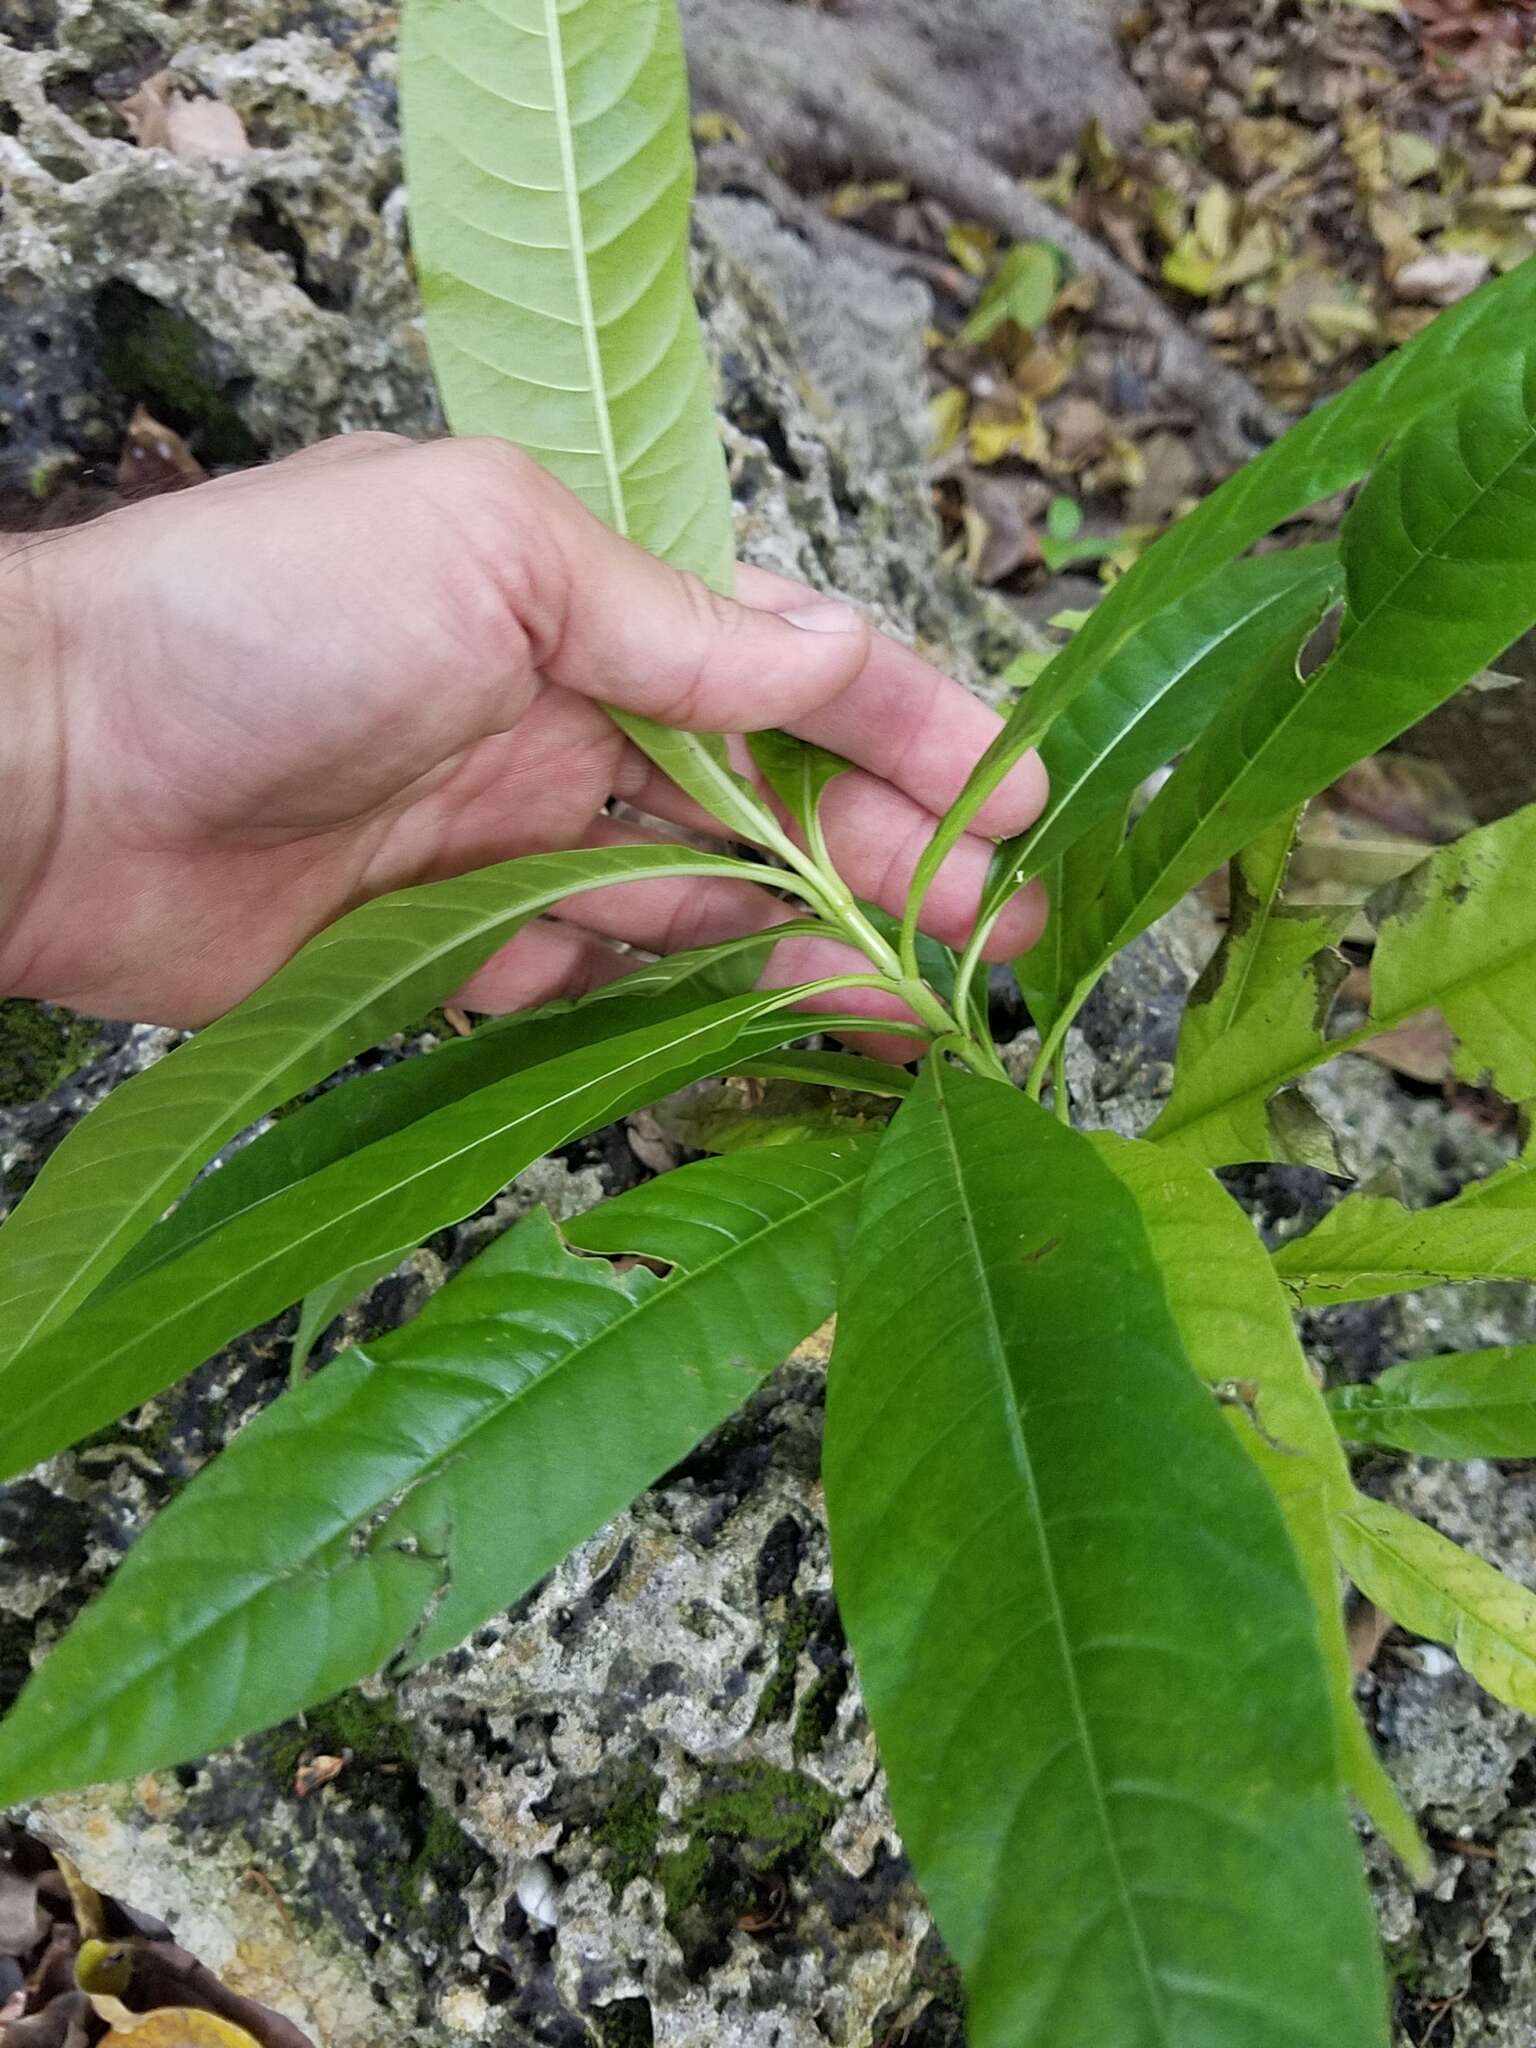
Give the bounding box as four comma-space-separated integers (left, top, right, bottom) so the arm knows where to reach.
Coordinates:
1025, 971, 1097, 1102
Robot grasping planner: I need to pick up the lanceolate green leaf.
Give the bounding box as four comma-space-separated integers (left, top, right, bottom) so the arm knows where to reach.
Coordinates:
1073, 356, 1536, 982
0, 844, 777, 1372
0, 1143, 873, 1802
399, 0, 783, 850
98, 932, 803, 1302
824, 1060, 1385, 2048
1093, 1135, 1425, 1876
910, 261, 1536, 919
983, 548, 1342, 918
401, 0, 730, 582
1332, 1493, 1536, 1716
1273, 1142, 1536, 1306
0, 990, 833, 1482
730, 1050, 914, 1098
1329, 1347, 1536, 1460
1149, 816, 1353, 1169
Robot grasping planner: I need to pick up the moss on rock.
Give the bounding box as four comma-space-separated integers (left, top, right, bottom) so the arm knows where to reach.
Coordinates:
0, 1001, 103, 1109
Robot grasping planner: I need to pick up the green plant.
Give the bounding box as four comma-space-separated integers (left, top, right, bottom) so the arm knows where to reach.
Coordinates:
7, 2, 1536, 2040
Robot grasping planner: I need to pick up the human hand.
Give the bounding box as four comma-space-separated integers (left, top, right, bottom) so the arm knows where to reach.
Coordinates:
0, 434, 1046, 1046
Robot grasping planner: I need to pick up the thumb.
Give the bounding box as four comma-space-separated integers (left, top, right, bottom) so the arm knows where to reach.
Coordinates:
512, 448, 873, 730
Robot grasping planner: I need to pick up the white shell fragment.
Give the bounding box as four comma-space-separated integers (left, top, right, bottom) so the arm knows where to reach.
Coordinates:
516, 1856, 560, 1931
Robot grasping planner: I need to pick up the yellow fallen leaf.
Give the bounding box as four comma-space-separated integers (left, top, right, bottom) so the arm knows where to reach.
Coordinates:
1386, 128, 1441, 186
968, 399, 1048, 467
824, 178, 908, 219
1162, 232, 1220, 297
1470, 183, 1536, 211
102, 2014, 262, 2047
1304, 299, 1381, 346
945, 221, 996, 278
691, 110, 744, 145
928, 385, 969, 457
1193, 182, 1236, 262
1082, 118, 1121, 188
1213, 219, 1286, 291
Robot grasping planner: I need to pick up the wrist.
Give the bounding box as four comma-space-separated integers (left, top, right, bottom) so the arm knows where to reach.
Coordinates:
0, 535, 66, 1001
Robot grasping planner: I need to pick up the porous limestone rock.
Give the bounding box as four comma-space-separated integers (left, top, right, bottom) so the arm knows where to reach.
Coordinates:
5, 6, 1536, 2045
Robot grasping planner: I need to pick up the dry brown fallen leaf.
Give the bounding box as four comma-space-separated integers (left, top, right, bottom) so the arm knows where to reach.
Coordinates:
120, 75, 250, 161
1359, 1009, 1458, 1085
118, 406, 207, 497
101, 2013, 262, 2046
291, 1752, 348, 1800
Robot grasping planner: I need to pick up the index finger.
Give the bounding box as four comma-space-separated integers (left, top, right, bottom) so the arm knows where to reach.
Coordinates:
734, 564, 1047, 841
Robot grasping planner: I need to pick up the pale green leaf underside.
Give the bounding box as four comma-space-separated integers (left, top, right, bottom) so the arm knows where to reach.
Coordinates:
1333, 1494, 1536, 1717
400, 0, 760, 833
1093, 1135, 1425, 1876
401, 0, 731, 583
0, 1144, 872, 1801
825, 1062, 1385, 2048
1329, 1346, 1536, 1460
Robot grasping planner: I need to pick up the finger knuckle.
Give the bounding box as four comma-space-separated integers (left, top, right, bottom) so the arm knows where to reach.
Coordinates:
656, 572, 741, 727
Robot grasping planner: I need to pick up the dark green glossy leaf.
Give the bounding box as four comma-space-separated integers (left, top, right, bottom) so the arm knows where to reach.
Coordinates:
1328, 1347, 1536, 1460
99, 929, 804, 1303
984, 547, 1341, 917
913, 262, 1536, 925
1075, 355, 1536, 981
0, 844, 776, 1371
824, 1060, 1386, 2048
0, 991, 827, 1481
1010, 805, 1128, 1043
0, 1141, 872, 1801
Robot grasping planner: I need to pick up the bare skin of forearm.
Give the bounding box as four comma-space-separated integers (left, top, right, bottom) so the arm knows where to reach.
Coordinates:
0, 538, 64, 999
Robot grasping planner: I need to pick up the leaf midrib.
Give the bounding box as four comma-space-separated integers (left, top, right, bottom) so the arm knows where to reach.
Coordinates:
929, 1062, 1173, 2042
543, 0, 625, 532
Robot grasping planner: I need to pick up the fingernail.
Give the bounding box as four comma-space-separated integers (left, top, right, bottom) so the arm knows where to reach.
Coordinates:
782, 599, 863, 635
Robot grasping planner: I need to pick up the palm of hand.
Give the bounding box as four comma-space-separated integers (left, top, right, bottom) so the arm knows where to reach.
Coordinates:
7, 436, 1046, 1030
